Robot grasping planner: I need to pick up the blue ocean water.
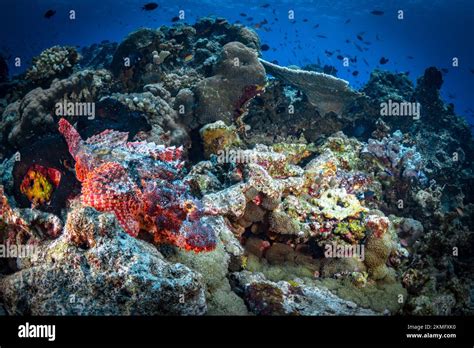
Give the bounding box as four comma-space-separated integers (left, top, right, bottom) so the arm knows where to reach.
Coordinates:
1, 0, 473, 124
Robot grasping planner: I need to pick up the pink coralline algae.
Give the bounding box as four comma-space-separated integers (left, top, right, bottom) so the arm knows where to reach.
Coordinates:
58, 118, 217, 252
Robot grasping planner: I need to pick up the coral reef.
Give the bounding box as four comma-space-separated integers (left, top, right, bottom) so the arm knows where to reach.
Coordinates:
260, 59, 362, 116
200, 121, 241, 158
0, 205, 206, 315
0, 69, 112, 148
168, 216, 248, 315
0, 17, 473, 317
25, 46, 80, 85
194, 42, 266, 126
230, 271, 375, 315
79, 41, 118, 70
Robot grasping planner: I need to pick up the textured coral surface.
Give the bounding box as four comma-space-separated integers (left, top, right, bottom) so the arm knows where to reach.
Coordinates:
0, 16, 472, 317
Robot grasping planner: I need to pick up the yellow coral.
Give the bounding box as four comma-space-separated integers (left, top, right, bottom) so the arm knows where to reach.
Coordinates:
316, 188, 367, 220
20, 170, 54, 205
271, 143, 314, 165
200, 121, 241, 157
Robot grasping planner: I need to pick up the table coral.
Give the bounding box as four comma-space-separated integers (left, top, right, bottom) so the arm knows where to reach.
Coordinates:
259, 59, 362, 116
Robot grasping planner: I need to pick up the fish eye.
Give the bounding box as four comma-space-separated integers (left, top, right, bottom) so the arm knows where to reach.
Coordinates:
182, 200, 196, 213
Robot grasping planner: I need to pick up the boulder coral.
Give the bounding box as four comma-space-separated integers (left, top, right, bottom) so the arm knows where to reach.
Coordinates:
194, 42, 266, 126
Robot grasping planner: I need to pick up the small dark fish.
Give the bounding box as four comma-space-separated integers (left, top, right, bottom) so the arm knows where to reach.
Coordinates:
271, 60, 279, 64
357, 35, 364, 41
364, 190, 375, 199
350, 56, 357, 63
371, 10, 384, 16
470, 69, 474, 74
383, 169, 393, 176
363, 41, 372, 45
313, 24, 320, 28
325, 50, 334, 57
317, 35, 327, 38
345, 39, 351, 43
345, 19, 351, 24
44, 9, 56, 18
240, 13, 247, 17
379, 57, 389, 64
376, 34, 381, 41
336, 55, 344, 60
355, 43, 364, 52
354, 124, 365, 136
142, 2, 158, 11
261, 3, 270, 8
407, 55, 414, 59
247, 17, 253, 21
352, 70, 359, 76
171, 16, 179, 22
261, 44, 270, 51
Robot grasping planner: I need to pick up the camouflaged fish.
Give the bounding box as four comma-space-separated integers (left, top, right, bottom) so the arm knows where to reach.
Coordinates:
58, 118, 217, 252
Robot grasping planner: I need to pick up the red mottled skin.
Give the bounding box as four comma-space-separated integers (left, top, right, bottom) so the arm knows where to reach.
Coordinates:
58, 118, 217, 252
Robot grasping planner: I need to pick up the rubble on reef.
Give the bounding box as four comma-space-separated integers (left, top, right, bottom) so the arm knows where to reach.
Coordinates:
230, 271, 375, 315
0, 17, 473, 316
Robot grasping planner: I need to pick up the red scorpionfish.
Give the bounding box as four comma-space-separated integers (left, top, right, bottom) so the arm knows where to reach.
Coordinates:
58, 118, 217, 252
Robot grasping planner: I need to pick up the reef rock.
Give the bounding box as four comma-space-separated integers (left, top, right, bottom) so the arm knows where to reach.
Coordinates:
231, 271, 375, 315
168, 216, 248, 315
0, 206, 207, 315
